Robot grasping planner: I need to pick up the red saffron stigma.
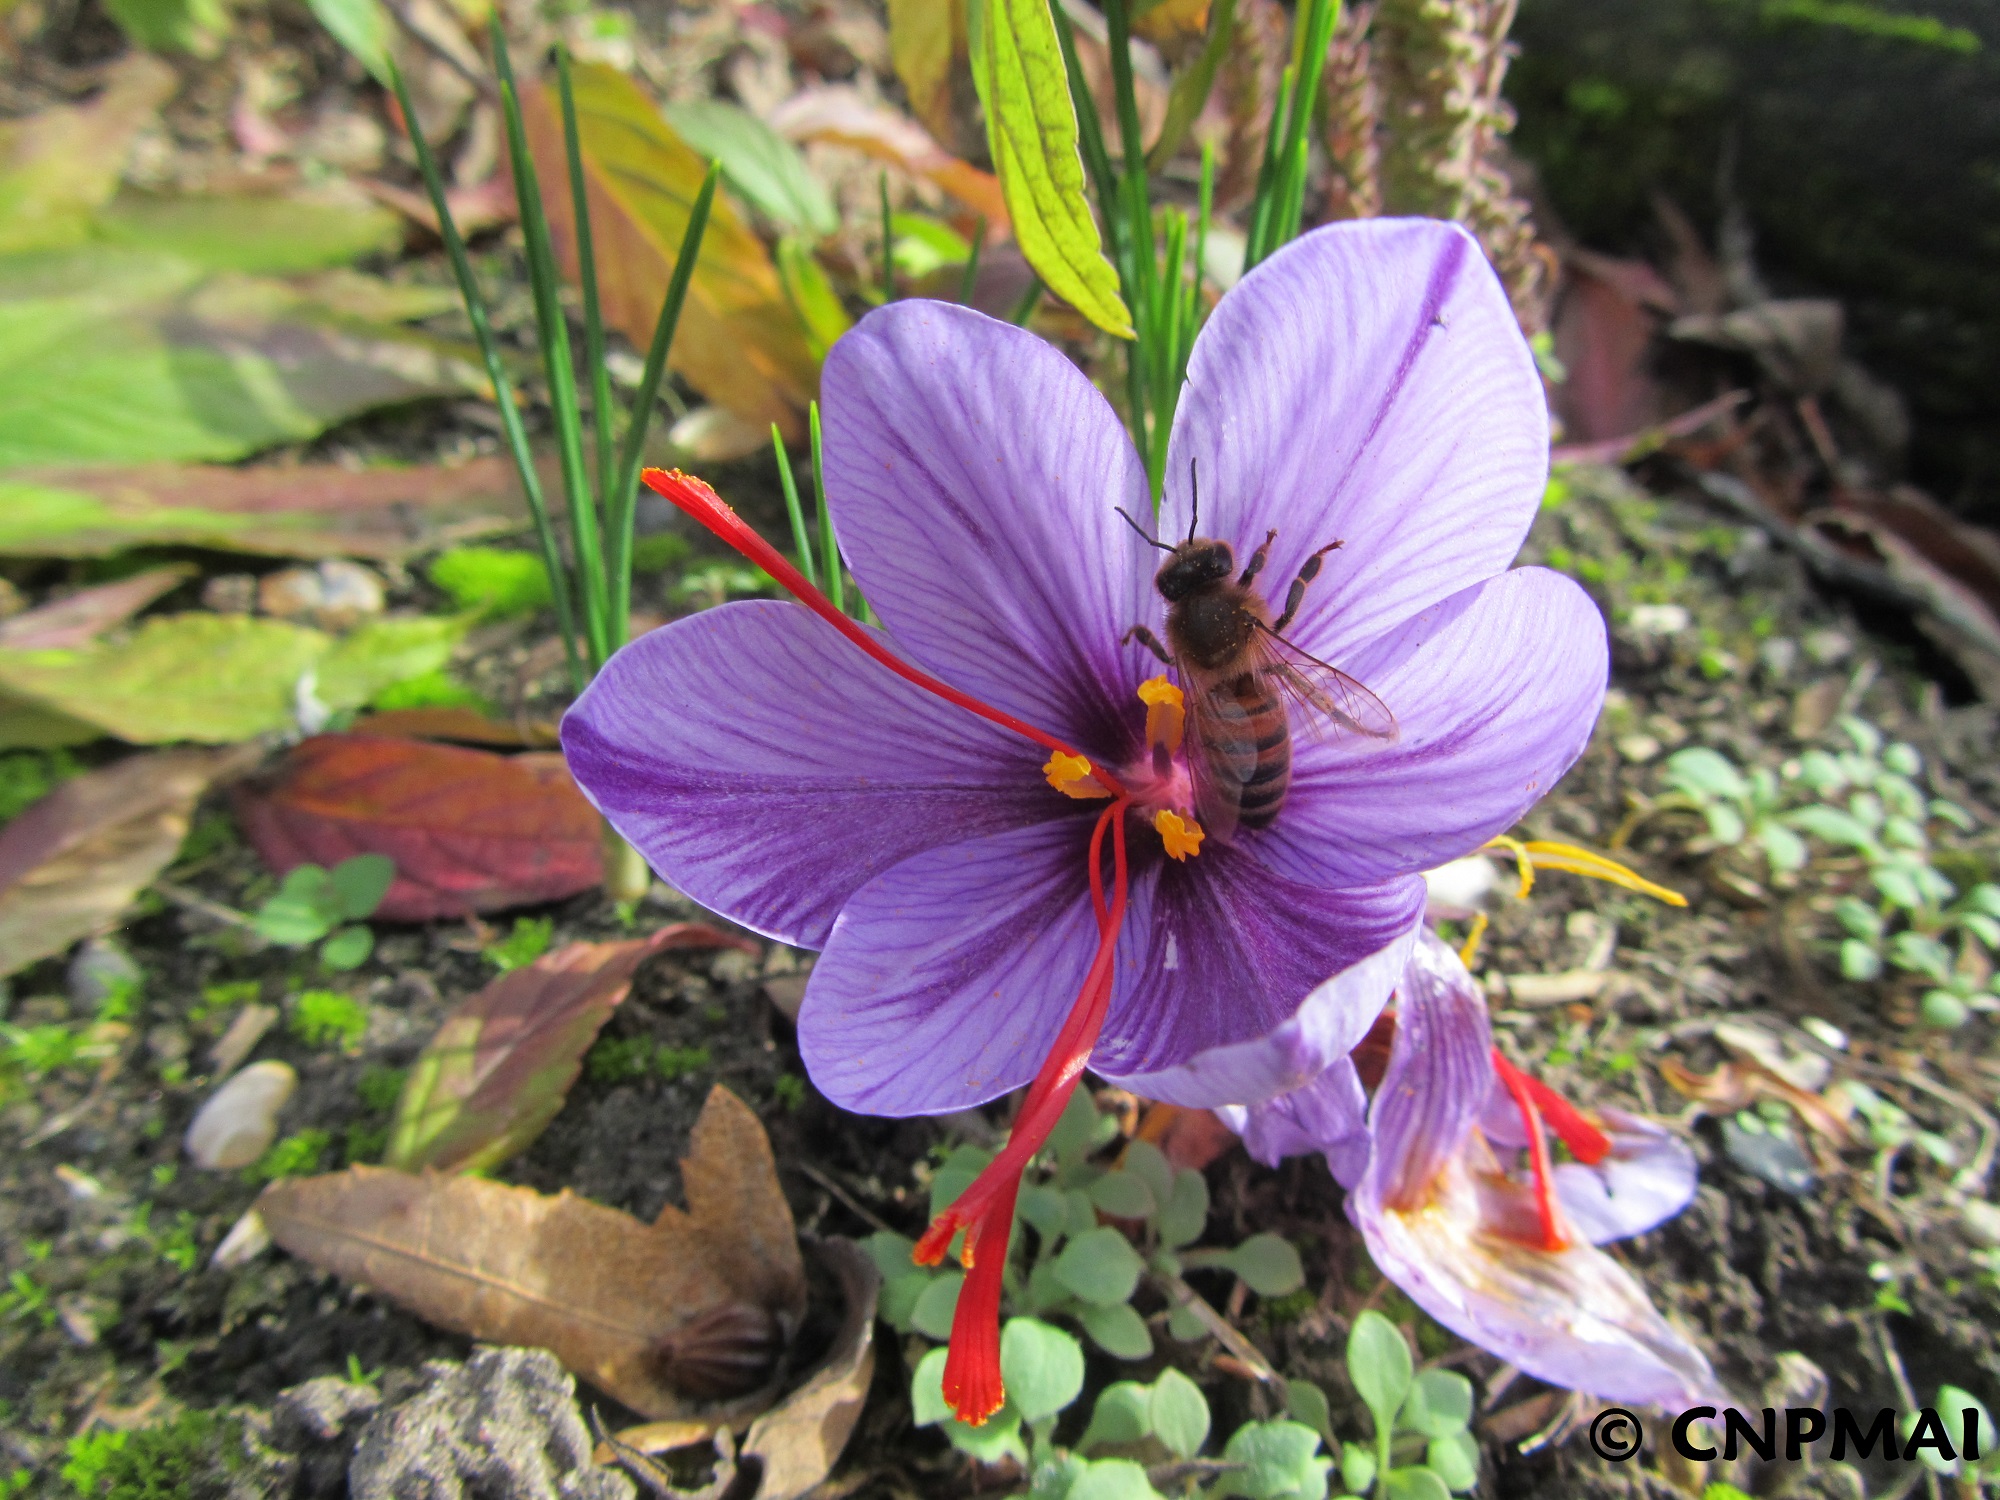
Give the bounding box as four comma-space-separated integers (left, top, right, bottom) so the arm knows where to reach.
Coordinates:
1517, 1072, 1612, 1165
640, 469, 1124, 797
1491, 1049, 1568, 1252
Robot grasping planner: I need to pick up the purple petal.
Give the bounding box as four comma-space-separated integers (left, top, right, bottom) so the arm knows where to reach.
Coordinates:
820, 302, 1156, 759
1217, 1058, 1371, 1188
1158, 220, 1548, 669
1553, 1111, 1701, 1246
1101, 861, 1423, 1108
797, 818, 1098, 1115
1353, 931, 1722, 1407
1252, 567, 1607, 888
562, 600, 1051, 948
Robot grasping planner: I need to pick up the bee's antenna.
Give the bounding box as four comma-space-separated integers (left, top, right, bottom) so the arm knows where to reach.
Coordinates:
1186, 458, 1199, 543
1113, 506, 1173, 552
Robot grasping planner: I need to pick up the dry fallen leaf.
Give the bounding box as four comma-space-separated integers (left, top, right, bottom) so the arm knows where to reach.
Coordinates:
767, 85, 1009, 233
0, 566, 194, 650
740, 1238, 878, 1500
261, 1086, 808, 1421
232, 732, 602, 921
387, 924, 757, 1176
0, 746, 256, 978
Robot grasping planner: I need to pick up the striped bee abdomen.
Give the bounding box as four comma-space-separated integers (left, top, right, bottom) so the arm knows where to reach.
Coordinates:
1206, 671, 1291, 829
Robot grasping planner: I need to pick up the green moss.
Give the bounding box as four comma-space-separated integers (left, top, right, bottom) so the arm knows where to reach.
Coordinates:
247, 1129, 330, 1182
355, 1064, 406, 1114
484, 916, 554, 972
656, 1044, 711, 1081
289, 990, 368, 1050
62, 1410, 238, 1498
426, 547, 552, 617
370, 669, 491, 714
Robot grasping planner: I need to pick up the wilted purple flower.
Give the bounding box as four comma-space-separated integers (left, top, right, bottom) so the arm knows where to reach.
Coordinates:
1249, 929, 1719, 1408
563, 218, 1607, 1420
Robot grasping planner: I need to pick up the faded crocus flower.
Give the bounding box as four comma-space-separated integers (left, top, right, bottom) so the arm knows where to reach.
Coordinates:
562, 219, 1607, 1420
1247, 929, 1719, 1408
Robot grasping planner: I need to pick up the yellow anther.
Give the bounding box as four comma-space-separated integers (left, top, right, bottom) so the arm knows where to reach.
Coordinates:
1044, 751, 1110, 799
1154, 810, 1204, 861
1482, 836, 1687, 908
1138, 675, 1185, 755
1457, 911, 1490, 969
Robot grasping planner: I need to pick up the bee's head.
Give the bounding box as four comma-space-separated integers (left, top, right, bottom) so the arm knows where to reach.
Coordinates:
1155, 539, 1234, 602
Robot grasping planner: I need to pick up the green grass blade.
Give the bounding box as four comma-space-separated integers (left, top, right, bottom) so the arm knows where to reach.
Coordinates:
1007, 275, 1044, 326
493, 32, 609, 670
389, 64, 583, 692
811, 400, 844, 615
608, 162, 719, 631
773, 423, 819, 587
879, 170, 896, 302
557, 50, 616, 536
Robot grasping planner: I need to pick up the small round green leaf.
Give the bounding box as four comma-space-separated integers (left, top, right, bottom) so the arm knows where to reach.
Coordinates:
317, 925, 373, 971
1339, 1442, 1377, 1496
1149, 1368, 1209, 1459
1089, 1171, 1157, 1219
1047, 1087, 1102, 1164
1158, 1168, 1209, 1249
910, 1346, 953, 1425
1347, 1310, 1413, 1440
1285, 1379, 1332, 1444
1227, 1233, 1304, 1296
1121, 1139, 1174, 1207
1165, 1301, 1206, 1342
930, 1144, 994, 1218
999, 1316, 1085, 1423
1078, 1382, 1153, 1453
859, 1230, 918, 1280
1069, 1458, 1165, 1500
1426, 1430, 1480, 1493
1383, 1466, 1452, 1500
1052, 1227, 1145, 1307
910, 1272, 963, 1340
1218, 1419, 1330, 1500
1404, 1369, 1473, 1439
878, 1268, 932, 1332
1021, 1183, 1070, 1241
1080, 1301, 1153, 1360
329, 852, 395, 920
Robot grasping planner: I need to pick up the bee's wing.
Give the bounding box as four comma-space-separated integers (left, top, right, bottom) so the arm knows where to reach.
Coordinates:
1177, 660, 1256, 842
1253, 624, 1398, 742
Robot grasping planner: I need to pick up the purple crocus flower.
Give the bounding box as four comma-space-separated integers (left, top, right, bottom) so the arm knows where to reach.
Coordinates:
1238, 929, 1719, 1408
561, 218, 1607, 1420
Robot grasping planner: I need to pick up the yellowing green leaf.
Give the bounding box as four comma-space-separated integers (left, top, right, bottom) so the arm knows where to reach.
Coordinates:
93, 189, 403, 274
979, 0, 1133, 338
0, 55, 175, 255
888, 0, 964, 135
522, 67, 819, 438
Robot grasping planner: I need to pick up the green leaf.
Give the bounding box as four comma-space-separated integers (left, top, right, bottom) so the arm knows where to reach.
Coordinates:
428, 549, 555, 619
1787, 804, 1877, 849
1020, 1183, 1070, 1243
102, 0, 229, 56
317, 925, 374, 971
0, 56, 176, 254
1165, 1301, 1206, 1341
1089, 1170, 1157, 1219
95, 190, 402, 274
774, 237, 853, 360
1068, 1458, 1163, 1500
1227, 1233, 1304, 1296
1346, 1310, 1413, 1441
1401, 1370, 1473, 1440
879, 1267, 932, 1331
977, 0, 1133, 339
1066, 1187, 1102, 1237
1285, 1379, 1332, 1445
912, 1347, 1031, 1465
1078, 1381, 1152, 1453
0, 247, 482, 469
931, 1143, 994, 1218
1047, 1086, 1103, 1164
911, 1272, 964, 1340
1426, 1431, 1480, 1493
1122, 1139, 1174, 1205
1079, 1300, 1153, 1359
303, 0, 393, 81
329, 854, 396, 922
1339, 1442, 1377, 1496
314, 616, 470, 719
1759, 822, 1808, 873
1663, 746, 1746, 802
1157, 1168, 1209, 1249
662, 100, 839, 238
1383, 1467, 1452, 1500
1216, 1420, 1330, 1500
1149, 1368, 1209, 1459
910, 1346, 956, 1425
1052, 1226, 1145, 1306
999, 1316, 1085, 1422
255, 866, 340, 945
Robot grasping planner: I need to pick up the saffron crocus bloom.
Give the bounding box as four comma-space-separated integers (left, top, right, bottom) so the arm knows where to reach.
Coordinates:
561, 219, 1608, 1421
1337, 930, 1718, 1407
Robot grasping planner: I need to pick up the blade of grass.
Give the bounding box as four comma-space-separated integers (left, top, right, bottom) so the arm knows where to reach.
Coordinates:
772, 423, 819, 587
389, 64, 583, 693
493, 32, 609, 670
557, 50, 615, 529
1007, 275, 1043, 326
811, 400, 844, 616
878, 170, 895, 302
607, 162, 719, 636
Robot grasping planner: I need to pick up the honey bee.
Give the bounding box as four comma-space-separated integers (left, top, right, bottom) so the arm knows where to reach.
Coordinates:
1119, 469, 1395, 837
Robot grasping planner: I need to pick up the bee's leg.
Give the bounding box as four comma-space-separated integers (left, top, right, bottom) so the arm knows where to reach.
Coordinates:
1238, 529, 1279, 588
1122, 624, 1173, 664
1271, 540, 1345, 633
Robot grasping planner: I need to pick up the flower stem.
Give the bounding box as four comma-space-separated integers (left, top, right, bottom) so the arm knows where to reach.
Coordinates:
601, 821, 652, 904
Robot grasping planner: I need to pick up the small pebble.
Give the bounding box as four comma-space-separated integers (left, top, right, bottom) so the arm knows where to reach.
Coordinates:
66, 938, 141, 1009
212, 1209, 272, 1269
258, 560, 386, 630
186, 1060, 296, 1170
202, 574, 258, 614
1627, 603, 1691, 637
1721, 1117, 1817, 1196
1616, 734, 1661, 763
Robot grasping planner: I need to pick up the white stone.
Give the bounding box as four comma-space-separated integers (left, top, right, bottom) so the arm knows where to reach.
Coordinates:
185, 1060, 296, 1170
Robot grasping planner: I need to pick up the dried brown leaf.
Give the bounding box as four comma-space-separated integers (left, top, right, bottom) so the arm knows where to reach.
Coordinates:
768, 86, 1008, 232
0, 566, 194, 650
261, 1086, 804, 1421
741, 1239, 879, 1500
0, 746, 255, 978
